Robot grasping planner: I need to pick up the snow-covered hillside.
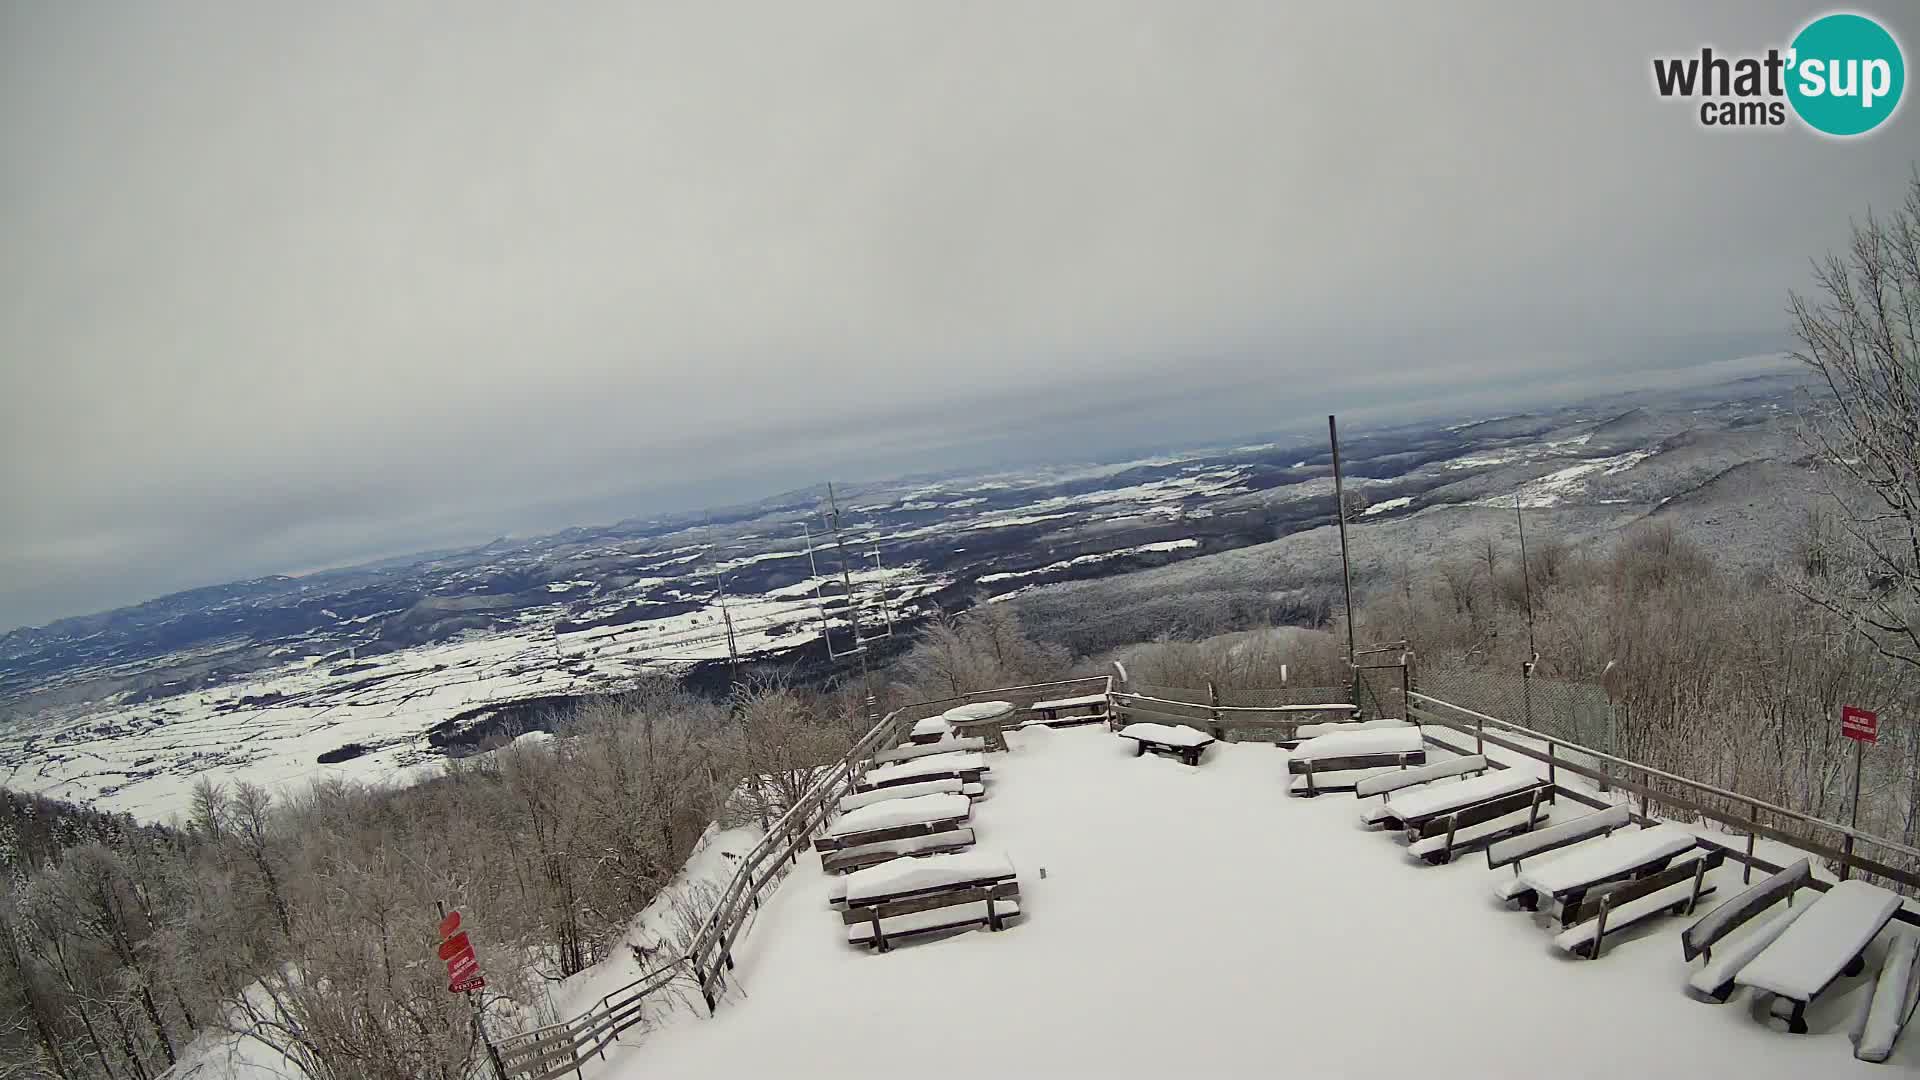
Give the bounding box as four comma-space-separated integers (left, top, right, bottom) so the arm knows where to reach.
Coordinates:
587, 725, 1914, 1077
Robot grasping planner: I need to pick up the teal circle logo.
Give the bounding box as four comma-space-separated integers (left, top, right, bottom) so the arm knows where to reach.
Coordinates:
1787, 13, 1905, 136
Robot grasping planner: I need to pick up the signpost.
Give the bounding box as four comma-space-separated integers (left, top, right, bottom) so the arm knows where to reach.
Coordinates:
1839, 706, 1878, 882
438, 905, 506, 1079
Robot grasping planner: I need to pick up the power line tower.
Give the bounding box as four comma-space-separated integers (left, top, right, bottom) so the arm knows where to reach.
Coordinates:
803, 482, 895, 723
701, 527, 744, 689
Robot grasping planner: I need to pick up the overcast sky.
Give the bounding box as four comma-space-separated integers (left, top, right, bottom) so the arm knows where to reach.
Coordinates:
2, 2, 1914, 631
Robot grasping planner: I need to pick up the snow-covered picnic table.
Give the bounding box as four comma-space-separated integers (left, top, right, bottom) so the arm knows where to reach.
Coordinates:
838, 849, 1022, 950
908, 715, 951, 744
1735, 879, 1903, 1032
1290, 725, 1424, 761
1379, 768, 1541, 827
1512, 823, 1697, 920
825, 793, 970, 840
838, 777, 969, 814
942, 700, 1017, 750
859, 752, 988, 791
1117, 722, 1216, 766
1290, 715, 1393, 740
1029, 693, 1109, 725
844, 850, 1016, 906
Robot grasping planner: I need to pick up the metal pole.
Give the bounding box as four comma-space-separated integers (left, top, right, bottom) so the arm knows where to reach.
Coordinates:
440, 901, 508, 1080
827, 483, 879, 724
1842, 739, 1864, 881
1328, 416, 1358, 697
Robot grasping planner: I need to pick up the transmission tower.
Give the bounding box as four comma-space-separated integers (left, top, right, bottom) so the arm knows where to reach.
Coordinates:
803, 482, 895, 722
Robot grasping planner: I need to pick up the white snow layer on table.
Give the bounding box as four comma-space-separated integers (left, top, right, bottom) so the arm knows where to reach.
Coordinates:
943, 700, 1015, 722
862, 753, 987, 787
1117, 722, 1213, 747
844, 850, 1015, 904
1737, 880, 1903, 1000
1515, 824, 1697, 898
1690, 904, 1809, 998
839, 778, 964, 813
1030, 693, 1108, 711
911, 715, 951, 737
1382, 768, 1538, 823
1486, 803, 1631, 868
1290, 726, 1424, 761
592, 727, 1900, 1078
826, 793, 970, 837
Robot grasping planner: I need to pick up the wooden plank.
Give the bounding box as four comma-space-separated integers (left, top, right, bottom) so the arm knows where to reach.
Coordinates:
1487, 803, 1631, 871
1417, 784, 1553, 840
1569, 848, 1723, 927
870, 737, 987, 765
1353, 754, 1484, 797
1681, 858, 1811, 962
1287, 751, 1424, 776
842, 880, 1021, 924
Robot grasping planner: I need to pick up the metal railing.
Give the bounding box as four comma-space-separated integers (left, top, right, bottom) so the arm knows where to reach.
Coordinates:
496, 676, 1112, 1080
1409, 691, 1920, 899
1110, 688, 1358, 741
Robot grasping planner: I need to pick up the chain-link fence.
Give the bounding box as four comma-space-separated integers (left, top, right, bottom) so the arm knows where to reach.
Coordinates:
1415, 665, 1619, 754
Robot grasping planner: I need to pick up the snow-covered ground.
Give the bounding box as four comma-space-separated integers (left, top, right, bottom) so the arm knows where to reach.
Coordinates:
594, 725, 1915, 1077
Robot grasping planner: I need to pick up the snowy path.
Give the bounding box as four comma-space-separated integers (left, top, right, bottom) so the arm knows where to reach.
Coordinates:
599, 726, 1910, 1077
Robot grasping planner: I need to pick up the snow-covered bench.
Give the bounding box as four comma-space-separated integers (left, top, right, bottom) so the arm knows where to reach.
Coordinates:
820, 827, 977, 875
1488, 803, 1631, 876
856, 752, 989, 792
1507, 823, 1700, 926
871, 737, 987, 766
907, 715, 952, 745
841, 851, 1020, 952
1286, 726, 1427, 797
814, 793, 971, 855
1679, 856, 1812, 1000
838, 777, 979, 815
1735, 879, 1903, 1034
1553, 847, 1724, 959
1117, 722, 1217, 766
1407, 783, 1554, 865
1853, 931, 1920, 1063
1370, 767, 1542, 832
1028, 693, 1110, 727
1355, 755, 1489, 820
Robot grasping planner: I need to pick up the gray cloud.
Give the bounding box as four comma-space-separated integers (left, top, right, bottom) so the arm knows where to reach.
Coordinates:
3, 1, 1914, 629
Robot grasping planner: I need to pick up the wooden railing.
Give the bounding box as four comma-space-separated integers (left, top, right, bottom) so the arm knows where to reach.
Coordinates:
1409, 692, 1920, 905
495, 676, 1113, 1080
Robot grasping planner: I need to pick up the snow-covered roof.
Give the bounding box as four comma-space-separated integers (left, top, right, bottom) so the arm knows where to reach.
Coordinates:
1290, 726, 1423, 761
844, 850, 1015, 904
825, 793, 969, 837
1117, 722, 1213, 747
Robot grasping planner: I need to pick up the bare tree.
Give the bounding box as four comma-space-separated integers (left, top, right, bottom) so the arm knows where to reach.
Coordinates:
1791, 168, 1920, 671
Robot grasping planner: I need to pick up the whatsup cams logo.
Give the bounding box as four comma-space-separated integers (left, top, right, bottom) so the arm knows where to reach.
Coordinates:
1653, 12, 1905, 136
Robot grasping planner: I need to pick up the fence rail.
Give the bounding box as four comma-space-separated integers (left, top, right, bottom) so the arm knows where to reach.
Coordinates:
496, 676, 1112, 1080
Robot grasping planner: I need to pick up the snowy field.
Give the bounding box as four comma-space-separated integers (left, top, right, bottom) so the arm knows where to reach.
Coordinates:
599, 725, 1915, 1078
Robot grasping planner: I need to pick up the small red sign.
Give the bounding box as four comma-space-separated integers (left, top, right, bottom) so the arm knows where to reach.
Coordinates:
1842, 705, 1878, 744
437, 911, 485, 994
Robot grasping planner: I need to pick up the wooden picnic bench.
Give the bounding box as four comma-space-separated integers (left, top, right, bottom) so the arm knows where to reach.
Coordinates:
820, 827, 976, 875
838, 777, 979, 816
1116, 722, 1216, 766
1680, 856, 1812, 1001
813, 793, 971, 855
1028, 693, 1110, 727
1735, 878, 1903, 1034
1406, 783, 1554, 865
1488, 804, 1631, 901
855, 752, 990, 793
870, 737, 987, 766
1504, 823, 1701, 926
907, 715, 951, 745
840, 851, 1021, 952
1369, 766, 1541, 831
1287, 726, 1428, 796
1553, 847, 1724, 959
1853, 931, 1920, 1063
